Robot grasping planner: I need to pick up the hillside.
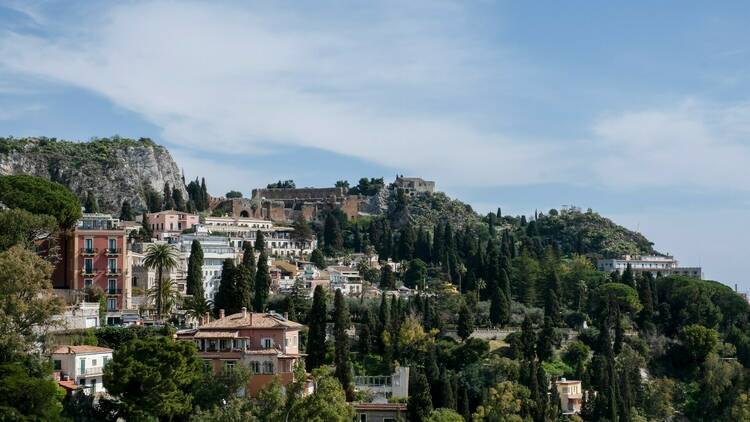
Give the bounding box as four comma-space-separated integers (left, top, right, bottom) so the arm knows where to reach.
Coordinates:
0, 137, 186, 213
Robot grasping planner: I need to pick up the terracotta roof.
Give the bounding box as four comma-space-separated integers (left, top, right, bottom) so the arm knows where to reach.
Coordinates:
58, 380, 79, 391
52, 345, 113, 354
194, 330, 239, 339
352, 403, 407, 410
199, 312, 303, 329
273, 261, 298, 274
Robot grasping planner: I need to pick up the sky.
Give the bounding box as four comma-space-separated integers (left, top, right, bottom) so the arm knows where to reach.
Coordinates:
1, 1, 749, 289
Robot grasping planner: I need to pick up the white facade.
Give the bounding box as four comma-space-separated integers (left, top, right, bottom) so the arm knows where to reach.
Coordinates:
52, 346, 113, 395
178, 234, 240, 300
597, 255, 703, 279
354, 366, 410, 400
555, 379, 583, 415
203, 216, 315, 258
49, 302, 101, 332
329, 266, 363, 296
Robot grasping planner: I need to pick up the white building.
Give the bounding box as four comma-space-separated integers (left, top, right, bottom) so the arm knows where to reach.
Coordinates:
329, 266, 363, 296
555, 378, 583, 415
203, 216, 315, 258
178, 233, 240, 300
51, 345, 113, 395
354, 367, 410, 401
597, 255, 703, 279
49, 302, 101, 331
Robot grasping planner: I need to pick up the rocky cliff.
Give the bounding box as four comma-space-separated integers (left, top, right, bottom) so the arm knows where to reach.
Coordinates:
0, 137, 186, 213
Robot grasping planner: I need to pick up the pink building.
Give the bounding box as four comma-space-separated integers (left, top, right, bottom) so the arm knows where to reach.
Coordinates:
146, 210, 200, 240
73, 214, 128, 325
176, 309, 304, 396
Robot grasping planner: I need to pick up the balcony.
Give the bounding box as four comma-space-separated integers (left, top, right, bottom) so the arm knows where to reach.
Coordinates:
105, 248, 120, 256
81, 367, 103, 376
107, 288, 122, 295
80, 248, 98, 256
106, 268, 121, 276
80, 268, 96, 276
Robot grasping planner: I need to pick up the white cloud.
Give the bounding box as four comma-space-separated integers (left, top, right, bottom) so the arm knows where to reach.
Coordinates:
0, 1, 749, 194
590, 101, 750, 190
0, 1, 565, 188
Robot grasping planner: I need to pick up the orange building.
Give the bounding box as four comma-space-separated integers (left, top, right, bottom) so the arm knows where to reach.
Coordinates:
176, 309, 305, 396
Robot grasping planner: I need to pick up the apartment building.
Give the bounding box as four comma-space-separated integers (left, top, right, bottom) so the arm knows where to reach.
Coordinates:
329, 266, 363, 296
145, 210, 200, 240
597, 255, 703, 279
354, 367, 409, 401
51, 345, 113, 395
177, 233, 241, 300
73, 213, 130, 324
203, 216, 315, 257
176, 309, 305, 396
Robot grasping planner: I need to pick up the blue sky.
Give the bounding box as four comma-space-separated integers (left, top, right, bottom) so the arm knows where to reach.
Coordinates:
1, 1, 749, 289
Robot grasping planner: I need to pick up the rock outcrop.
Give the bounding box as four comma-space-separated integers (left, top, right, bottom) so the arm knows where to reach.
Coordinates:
0, 137, 186, 213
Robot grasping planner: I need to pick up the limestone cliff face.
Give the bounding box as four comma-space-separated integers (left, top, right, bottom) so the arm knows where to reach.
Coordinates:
0, 137, 187, 213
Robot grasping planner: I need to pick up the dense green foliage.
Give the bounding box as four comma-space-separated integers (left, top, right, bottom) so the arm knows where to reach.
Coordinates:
0, 175, 82, 229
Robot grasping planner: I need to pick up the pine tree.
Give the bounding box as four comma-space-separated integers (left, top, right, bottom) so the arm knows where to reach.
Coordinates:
163, 182, 175, 210
323, 212, 344, 254
254, 230, 266, 252
306, 285, 327, 371
214, 259, 236, 316
119, 200, 133, 221
84, 191, 98, 213
253, 251, 271, 311
408, 370, 433, 422
333, 290, 354, 401
186, 240, 204, 297
457, 302, 474, 342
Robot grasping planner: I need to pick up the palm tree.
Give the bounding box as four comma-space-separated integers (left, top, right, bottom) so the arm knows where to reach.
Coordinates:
184, 295, 213, 325
143, 243, 179, 320
475, 278, 486, 303
147, 278, 181, 317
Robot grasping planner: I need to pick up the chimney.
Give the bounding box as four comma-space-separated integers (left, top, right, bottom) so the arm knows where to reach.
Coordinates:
283, 312, 289, 319
242, 307, 247, 318
204, 312, 210, 325
219, 309, 225, 319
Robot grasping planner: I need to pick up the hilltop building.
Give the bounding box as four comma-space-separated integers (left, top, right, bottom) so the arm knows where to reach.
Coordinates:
597, 255, 703, 279
392, 176, 435, 195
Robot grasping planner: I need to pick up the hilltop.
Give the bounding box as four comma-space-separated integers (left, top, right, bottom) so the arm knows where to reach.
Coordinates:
0, 137, 186, 213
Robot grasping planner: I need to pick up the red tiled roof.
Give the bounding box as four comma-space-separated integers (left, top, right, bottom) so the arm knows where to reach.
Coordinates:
199, 312, 303, 329
52, 345, 113, 354
58, 380, 79, 391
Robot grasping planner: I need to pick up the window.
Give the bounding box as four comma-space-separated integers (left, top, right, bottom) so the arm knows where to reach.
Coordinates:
84, 258, 93, 273
92, 359, 97, 366
203, 360, 212, 372
262, 361, 274, 374
108, 258, 117, 273
224, 360, 237, 371
107, 298, 117, 311
262, 338, 273, 349
250, 361, 260, 374
84, 238, 93, 251
80, 358, 86, 375
103, 357, 109, 366
84, 279, 93, 288
53, 360, 61, 370
359, 414, 367, 422
108, 279, 117, 294
108, 238, 116, 252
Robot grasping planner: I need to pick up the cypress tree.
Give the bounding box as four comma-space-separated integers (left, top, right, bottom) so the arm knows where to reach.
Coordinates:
397, 224, 416, 261
234, 265, 253, 313
200, 177, 208, 210
140, 212, 153, 241
638, 272, 655, 329
306, 285, 327, 371
415, 227, 432, 262
537, 316, 555, 362
408, 370, 433, 422
458, 382, 471, 421
84, 191, 98, 213
521, 316, 537, 361
333, 290, 354, 400
119, 200, 133, 221
490, 287, 510, 327
163, 182, 175, 210
254, 230, 266, 252
622, 263, 635, 288
186, 240, 204, 297
214, 259, 236, 316
437, 366, 455, 410
172, 186, 186, 211
242, 241, 256, 271
310, 248, 326, 269
544, 289, 562, 327
380, 265, 395, 290
358, 309, 373, 356
378, 293, 390, 354
457, 302, 474, 342
424, 346, 440, 401
253, 251, 271, 311
323, 212, 343, 254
